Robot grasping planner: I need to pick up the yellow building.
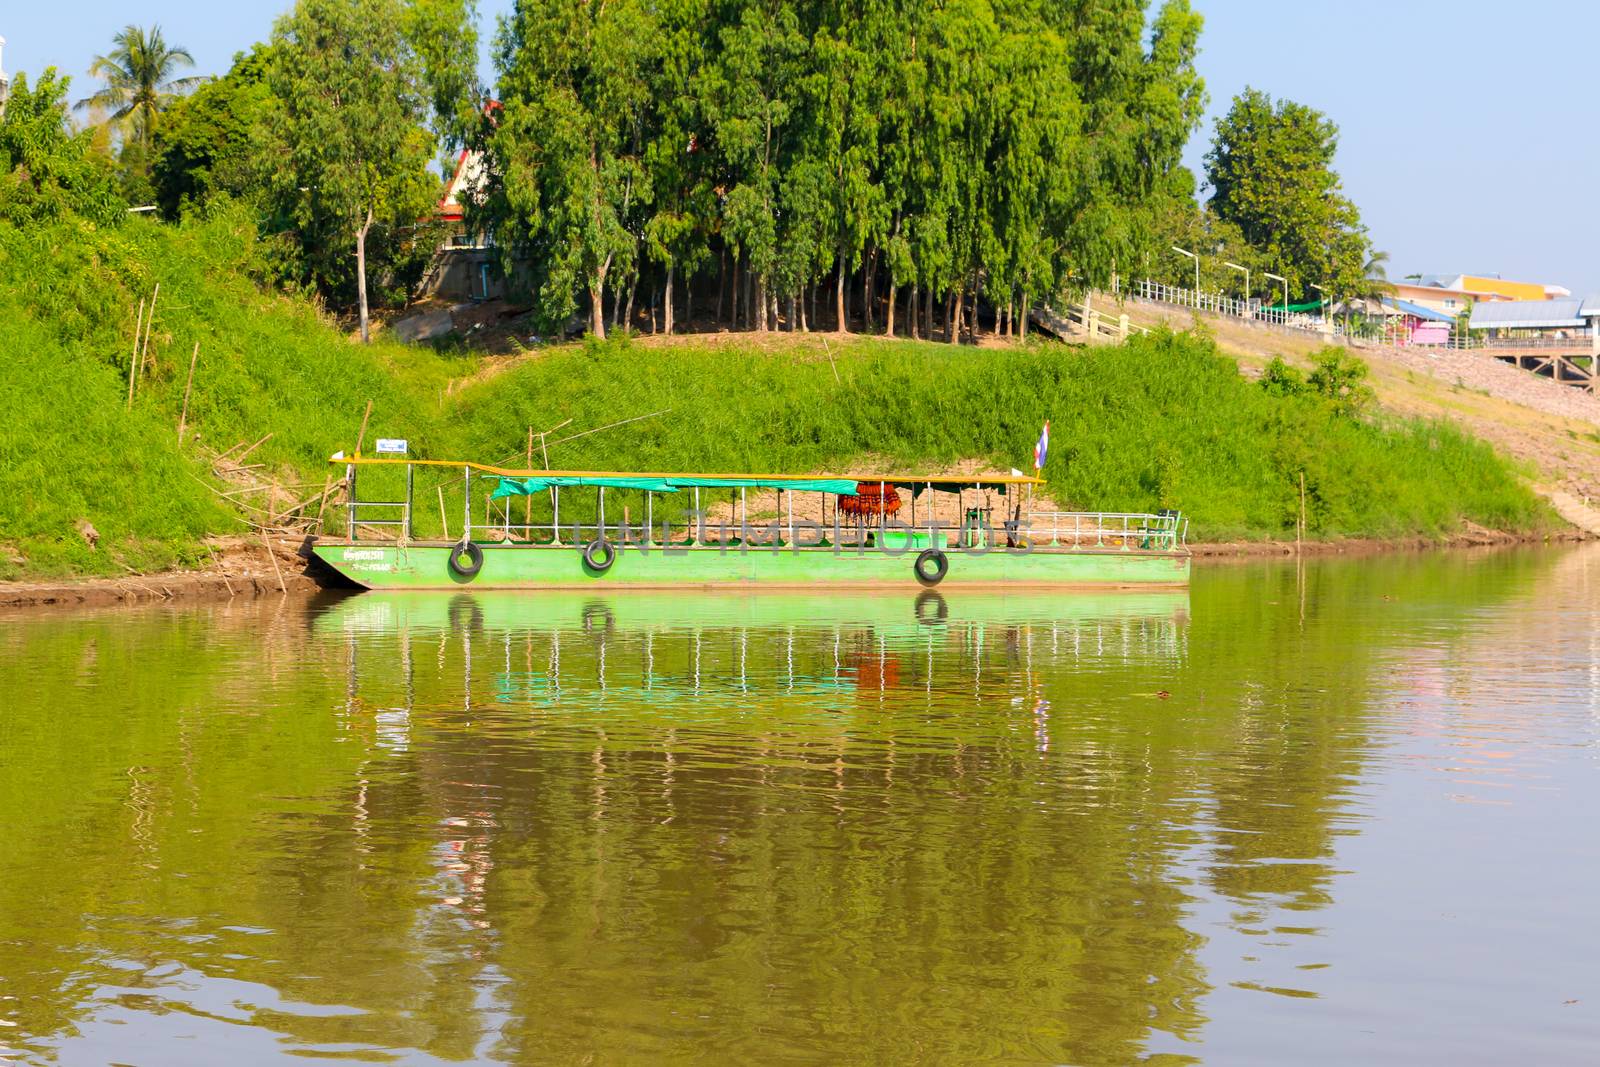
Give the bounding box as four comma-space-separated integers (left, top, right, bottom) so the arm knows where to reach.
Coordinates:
1454, 275, 1550, 302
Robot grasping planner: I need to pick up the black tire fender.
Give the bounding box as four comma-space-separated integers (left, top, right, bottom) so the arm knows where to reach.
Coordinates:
582, 538, 616, 573
914, 547, 949, 586
448, 540, 484, 579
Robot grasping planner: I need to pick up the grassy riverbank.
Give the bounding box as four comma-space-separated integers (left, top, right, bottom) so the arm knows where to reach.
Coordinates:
0, 213, 1553, 580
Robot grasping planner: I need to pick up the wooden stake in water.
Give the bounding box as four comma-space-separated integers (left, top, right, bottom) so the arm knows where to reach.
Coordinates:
1298, 470, 1306, 553
177, 341, 200, 443
127, 298, 145, 409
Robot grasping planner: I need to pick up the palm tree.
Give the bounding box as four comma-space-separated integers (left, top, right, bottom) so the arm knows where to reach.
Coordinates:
74, 25, 200, 149
1344, 250, 1394, 335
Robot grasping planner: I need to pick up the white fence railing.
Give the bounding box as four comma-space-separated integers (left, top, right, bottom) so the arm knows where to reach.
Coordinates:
1118, 277, 1342, 336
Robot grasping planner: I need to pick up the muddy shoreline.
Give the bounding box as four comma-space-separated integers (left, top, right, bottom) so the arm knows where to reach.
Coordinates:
2, 529, 1588, 611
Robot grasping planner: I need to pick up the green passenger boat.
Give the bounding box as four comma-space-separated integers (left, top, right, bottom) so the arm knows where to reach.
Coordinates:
310, 456, 1190, 591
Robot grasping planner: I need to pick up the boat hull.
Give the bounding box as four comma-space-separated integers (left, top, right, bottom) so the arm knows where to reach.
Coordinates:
313, 541, 1190, 590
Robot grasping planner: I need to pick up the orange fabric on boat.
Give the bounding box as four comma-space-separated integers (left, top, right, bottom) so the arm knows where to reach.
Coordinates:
838, 482, 902, 517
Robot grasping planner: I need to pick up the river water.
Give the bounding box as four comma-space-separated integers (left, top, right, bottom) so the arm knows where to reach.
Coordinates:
2, 547, 1598, 1064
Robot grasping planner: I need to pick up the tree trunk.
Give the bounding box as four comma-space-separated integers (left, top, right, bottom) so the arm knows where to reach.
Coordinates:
624, 273, 638, 332
969, 274, 980, 343
664, 263, 675, 336
590, 283, 606, 339
731, 255, 742, 330
836, 257, 848, 333
355, 207, 373, 344
951, 287, 964, 345
863, 249, 875, 332
717, 246, 728, 326
885, 282, 897, 338
1019, 291, 1028, 340
909, 284, 919, 340
924, 285, 934, 340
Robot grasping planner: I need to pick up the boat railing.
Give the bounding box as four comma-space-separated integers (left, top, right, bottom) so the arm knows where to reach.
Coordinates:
1023, 510, 1186, 551
346, 498, 411, 540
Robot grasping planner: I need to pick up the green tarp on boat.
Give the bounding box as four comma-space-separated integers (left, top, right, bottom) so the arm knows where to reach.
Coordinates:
491, 475, 863, 500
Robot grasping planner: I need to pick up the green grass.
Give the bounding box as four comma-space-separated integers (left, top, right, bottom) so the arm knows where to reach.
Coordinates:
445, 333, 1548, 543
0, 210, 1552, 579
0, 207, 458, 577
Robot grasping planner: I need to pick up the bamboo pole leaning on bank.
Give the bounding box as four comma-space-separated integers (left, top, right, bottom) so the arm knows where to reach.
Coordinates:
262, 534, 287, 594
177, 341, 200, 443
354, 399, 373, 456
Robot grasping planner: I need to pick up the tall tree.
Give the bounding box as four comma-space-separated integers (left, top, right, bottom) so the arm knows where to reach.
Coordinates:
270, 0, 442, 342
488, 0, 657, 338
1205, 87, 1369, 303
74, 25, 201, 151
151, 45, 278, 220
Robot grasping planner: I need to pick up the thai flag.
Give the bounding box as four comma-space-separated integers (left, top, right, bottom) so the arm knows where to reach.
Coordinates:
1034, 421, 1050, 471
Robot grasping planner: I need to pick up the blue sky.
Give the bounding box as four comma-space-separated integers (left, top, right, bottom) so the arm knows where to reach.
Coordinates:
5, 1, 1596, 294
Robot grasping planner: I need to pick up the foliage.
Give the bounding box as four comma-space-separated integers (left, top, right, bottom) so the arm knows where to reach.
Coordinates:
0, 208, 456, 578
0, 70, 126, 225
74, 24, 201, 150
1306, 347, 1375, 417
478, 0, 1208, 338
151, 46, 279, 219
1204, 87, 1369, 304
1258, 356, 1306, 398
268, 0, 445, 328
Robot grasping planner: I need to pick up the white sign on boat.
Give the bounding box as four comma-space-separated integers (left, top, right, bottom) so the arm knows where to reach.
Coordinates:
375, 439, 408, 455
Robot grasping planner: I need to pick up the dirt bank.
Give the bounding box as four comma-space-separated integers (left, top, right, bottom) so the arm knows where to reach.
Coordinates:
0, 536, 327, 610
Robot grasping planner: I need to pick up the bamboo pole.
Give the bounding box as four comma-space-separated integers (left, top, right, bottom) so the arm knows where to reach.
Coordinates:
438, 484, 450, 541
354, 399, 374, 456
139, 283, 160, 379
525, 426, 534, 537
545, 408, 669, 449
231, 432, 274, 465
127, 298, 145, 409
177, 341, 200, 443
1298, 470, 1306, 553
313, 472, 335, 532
263, 534, 287, 594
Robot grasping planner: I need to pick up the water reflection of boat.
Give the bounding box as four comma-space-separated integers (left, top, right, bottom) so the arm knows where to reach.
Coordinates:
312, 587, 1190, 639
316, 588, 1190, 718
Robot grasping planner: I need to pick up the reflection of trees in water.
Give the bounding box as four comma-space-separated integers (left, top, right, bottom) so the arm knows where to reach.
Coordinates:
0, 551, 1561, 1062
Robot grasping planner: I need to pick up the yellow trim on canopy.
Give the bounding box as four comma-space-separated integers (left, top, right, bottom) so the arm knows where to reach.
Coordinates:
332, 455, 1045, 486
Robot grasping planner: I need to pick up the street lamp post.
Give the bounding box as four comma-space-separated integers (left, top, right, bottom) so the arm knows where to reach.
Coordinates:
1171, 246, 1199, 301
1223, 261, 1250, 305
1309, 284, 1329, 324
1262, 272, 1287, 322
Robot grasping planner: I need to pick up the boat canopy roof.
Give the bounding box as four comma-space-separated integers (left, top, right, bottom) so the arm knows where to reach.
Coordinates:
335, 456, 1043, 495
